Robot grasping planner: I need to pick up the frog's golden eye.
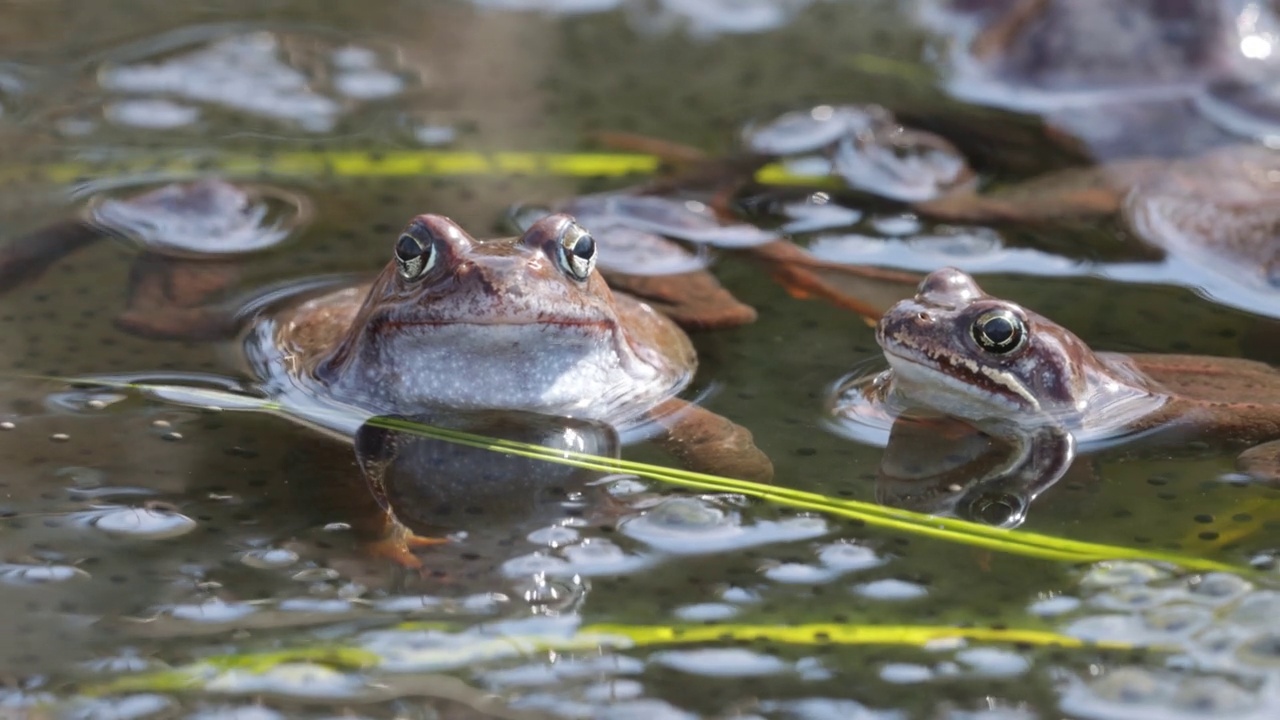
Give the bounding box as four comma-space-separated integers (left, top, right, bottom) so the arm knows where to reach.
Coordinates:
394, 232, 435, 280
971, 309, 1025, 355
557, 222, 597, 281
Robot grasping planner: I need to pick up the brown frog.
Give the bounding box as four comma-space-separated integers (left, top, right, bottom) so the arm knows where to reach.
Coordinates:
918, 0, 1272, 161
916, 144, 1280, 292
245, 212, 772, 483
904, 3, 1280, 297
834, 268, 1280, 507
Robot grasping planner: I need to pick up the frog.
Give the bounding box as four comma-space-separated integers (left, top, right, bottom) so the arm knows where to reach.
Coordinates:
915, 0, 1276, 161
832, 267, 1280, 521
901, 2, 1280, 288
871, 411, 1088, 527
915, 144, 1280, 292
902, 3, 1280, 295
236, 211, 772, 565
0, 178, 310, 339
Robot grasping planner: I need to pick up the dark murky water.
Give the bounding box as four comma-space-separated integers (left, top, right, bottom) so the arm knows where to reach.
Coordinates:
1, 1, 1280, 718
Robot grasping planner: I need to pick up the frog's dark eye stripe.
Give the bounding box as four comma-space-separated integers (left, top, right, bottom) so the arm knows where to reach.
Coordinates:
394, 233, 435, 280
971, 308, 1026, 355
557, 222, 597, 281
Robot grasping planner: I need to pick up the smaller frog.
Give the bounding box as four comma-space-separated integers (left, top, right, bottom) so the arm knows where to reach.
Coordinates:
840, 268, 1280, 502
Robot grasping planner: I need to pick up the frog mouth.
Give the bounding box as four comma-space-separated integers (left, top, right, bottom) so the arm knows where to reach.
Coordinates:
880, 345, 1040, 415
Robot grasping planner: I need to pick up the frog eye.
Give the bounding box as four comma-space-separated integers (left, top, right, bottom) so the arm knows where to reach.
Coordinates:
394, 232, 435, 280
557, 222, 597, 281
971, 309, 1025, 355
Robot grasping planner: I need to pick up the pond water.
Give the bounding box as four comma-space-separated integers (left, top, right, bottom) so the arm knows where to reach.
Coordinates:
1, 1, 1279, 718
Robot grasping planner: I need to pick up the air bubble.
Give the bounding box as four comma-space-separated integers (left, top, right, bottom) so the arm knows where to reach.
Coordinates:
651, 648, 789, 678
240, 548, 300, 569
290, 567, 340, 583
88, 506, 197, 539
1086, 667, 1164, 704
1140, 604, 1211, 636
1186, 572, 1252, 602
1080, 561, 1169, 589
1236, 632, 1280, 667
0, 563, 89, 585
1170, 677, 1258, 715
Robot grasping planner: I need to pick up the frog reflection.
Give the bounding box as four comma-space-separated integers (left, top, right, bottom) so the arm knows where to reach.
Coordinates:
352, 409, 624, 569
873, 413, 1077, 527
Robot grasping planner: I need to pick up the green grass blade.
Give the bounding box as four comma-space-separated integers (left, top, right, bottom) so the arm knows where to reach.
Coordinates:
33, 374, 1256, 576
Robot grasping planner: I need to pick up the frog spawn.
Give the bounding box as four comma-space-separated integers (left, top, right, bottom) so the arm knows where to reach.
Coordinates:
742, 104, 976, 202
1046, 562, 1280, 720
94, 30, 415, 134
7, 15, 1280, 720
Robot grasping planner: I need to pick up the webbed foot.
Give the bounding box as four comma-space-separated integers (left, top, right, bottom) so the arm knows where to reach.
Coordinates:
1238, 440, 1280, 484
0, 219, 102, 293
913, 159, 1167, 223
365, 517, 451, 571
649, 398, 774, 482
749, 240, 922, 323
603, 270, 757, 329
114, 255, 242, 340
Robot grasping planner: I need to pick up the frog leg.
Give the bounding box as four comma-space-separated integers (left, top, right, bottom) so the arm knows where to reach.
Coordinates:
592, 130, 714, 166
345, 455, 451, 572
968, 0, 1050, 61
602, 269, 757, 329
914, 159, 1168, 223
593, 130, 769, 198
592, 130, 919, 325
593, 130, 919, 324
749, 240, 923, 324
0, 219, 103, 293
691, 168, 926, 324
647, 398, 774, 482
114, 254, 244, 340
1238, 440, 1280, 483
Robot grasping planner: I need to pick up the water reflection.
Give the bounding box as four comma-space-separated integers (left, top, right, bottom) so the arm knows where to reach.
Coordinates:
876, 414, 1076, 527
354, 409, 621, 539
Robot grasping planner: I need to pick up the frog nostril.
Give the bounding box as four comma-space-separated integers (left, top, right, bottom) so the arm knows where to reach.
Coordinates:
917, 312, 930, 322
